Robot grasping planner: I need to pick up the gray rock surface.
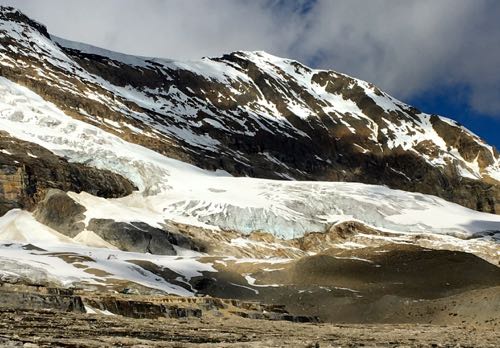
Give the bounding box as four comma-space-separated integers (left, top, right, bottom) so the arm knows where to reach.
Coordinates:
33, 189, 86, 238
87, 219, 177, 255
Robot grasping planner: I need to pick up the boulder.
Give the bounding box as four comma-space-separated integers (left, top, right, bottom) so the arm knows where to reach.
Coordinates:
87, 219, 176, 255
33, 189, 86, 238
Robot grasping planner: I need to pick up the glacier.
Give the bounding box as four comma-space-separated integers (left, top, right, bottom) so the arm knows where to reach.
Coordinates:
1, 76, 499, 242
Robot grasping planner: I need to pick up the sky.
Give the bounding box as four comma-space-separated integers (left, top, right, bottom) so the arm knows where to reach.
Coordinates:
1, 0, 499, 149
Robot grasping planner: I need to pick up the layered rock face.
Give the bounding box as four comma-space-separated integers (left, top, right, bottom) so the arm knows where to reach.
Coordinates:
0, 6, 498, 213
0, 132, 135, 216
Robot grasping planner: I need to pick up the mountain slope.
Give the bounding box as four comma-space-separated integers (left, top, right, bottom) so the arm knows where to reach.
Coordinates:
0, 75, 499, 258
0, 6, 499, 320
0, 6, 499, 213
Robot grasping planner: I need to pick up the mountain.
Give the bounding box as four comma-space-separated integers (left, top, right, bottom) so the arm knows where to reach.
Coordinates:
0, 6, 499, 330
0, 7, 499, 214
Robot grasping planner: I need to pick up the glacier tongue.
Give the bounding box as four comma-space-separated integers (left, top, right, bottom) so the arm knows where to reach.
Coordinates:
1, 76, 500, 241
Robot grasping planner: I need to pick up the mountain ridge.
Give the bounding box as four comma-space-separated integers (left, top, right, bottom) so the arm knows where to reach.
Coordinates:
0, 6, 498, 214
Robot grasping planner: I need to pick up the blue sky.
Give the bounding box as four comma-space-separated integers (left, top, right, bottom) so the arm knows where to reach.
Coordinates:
1, 0, 499, 149
409, 87, 500, 150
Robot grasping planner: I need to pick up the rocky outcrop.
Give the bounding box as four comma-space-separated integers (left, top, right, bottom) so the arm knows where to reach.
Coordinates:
87, 219, 179, 255
32, 190, 206, 254
0, 164, 23, 216
33, 189, 86, 238
0, 285, 85, 313
0, 6, 49, 38
84, 297, 202, 319
0, 132, 135, 216
0, 283, 319, 323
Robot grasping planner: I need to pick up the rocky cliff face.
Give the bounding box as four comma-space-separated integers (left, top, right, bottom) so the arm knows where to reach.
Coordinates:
0, 7, 499, 213
0, 132, 135, 216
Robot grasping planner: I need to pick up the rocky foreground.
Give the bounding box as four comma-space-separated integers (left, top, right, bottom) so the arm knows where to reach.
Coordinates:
1, 308, 499, 348
0, 285, 500, 347
0, 284, 498, 348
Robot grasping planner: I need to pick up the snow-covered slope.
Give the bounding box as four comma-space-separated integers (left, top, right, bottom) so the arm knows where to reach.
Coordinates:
1, 76, 499, 241
0, 241, 215, 295
0, 6, 499, 214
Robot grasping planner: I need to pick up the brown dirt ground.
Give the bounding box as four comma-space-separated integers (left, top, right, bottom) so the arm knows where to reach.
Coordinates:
0, 307, 498, 347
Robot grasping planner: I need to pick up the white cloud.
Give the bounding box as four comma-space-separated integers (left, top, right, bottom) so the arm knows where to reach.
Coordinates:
0, 0, 301, 58
1, 0, 499, 116
295, 0, 500, 116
